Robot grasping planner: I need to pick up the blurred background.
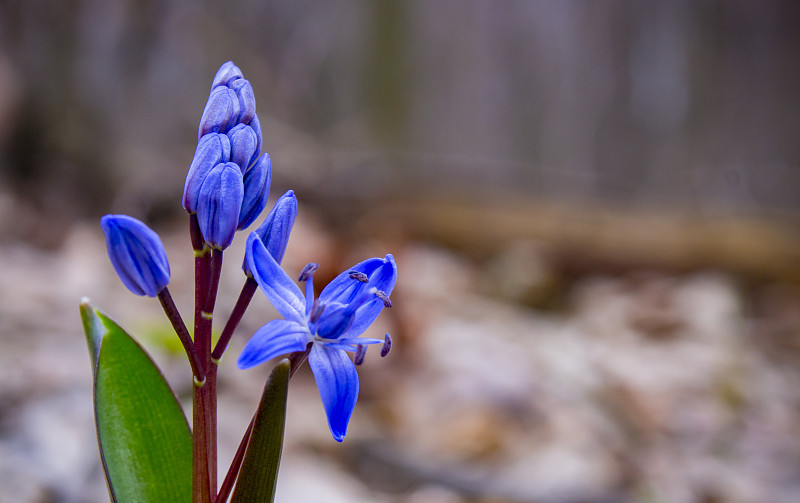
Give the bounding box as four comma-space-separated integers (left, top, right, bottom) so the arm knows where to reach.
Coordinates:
1, 1, 800, 502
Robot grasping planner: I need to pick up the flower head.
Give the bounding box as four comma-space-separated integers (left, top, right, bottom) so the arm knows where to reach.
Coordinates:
100, 215, 170, 297
238, 233, 396, 441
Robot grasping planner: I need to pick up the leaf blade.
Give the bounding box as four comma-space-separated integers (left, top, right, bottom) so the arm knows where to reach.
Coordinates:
80, 300, 192, 503
230, 359, 291, 503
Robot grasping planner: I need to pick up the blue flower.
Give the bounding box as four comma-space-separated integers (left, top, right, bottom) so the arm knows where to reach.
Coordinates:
238, 233, 397, 441
100, 215, 170, 297
196, 162, 244, 249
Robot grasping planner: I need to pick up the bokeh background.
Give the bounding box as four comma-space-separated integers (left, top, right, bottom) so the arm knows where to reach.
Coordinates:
1, 1, 800, 502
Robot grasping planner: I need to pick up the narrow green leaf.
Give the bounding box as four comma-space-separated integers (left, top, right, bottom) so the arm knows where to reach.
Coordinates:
231, 359, 291, 503
80, 299, 192, 503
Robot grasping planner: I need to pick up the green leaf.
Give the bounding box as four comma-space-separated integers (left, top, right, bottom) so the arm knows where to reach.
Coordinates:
80, 298, 192, 503
231, 359, 291, 503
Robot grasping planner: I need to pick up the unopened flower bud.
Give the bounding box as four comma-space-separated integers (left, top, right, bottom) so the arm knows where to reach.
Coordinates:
238, 153, 272, 230
198, 86, 240, 139
227, 123, 259, 171
211, 61, 243, 89
197, 162, 244, 249
100, 215, 170, 297
248, 114, 263, 156
228, 78, 256, 125
182, 133, 231, 213
243, 190, 297, 275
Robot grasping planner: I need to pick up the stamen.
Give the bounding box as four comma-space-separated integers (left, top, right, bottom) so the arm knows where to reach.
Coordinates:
381, 333, 392, 357
309, 299, 325, 324
298, 263, 319, 282
374, 289, 392, 308
354, 344, 366, 365
349, 271, 369, 283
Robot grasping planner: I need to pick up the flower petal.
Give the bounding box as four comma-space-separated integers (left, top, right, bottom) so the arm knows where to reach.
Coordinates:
237, 320, 309, 369
308, 344, 359, 442
245, 233, 305, 323
339, 255, 398, 339
196, 162, 243, 249
320, 254, 397, 306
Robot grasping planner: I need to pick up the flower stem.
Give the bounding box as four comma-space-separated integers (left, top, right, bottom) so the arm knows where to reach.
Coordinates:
157, 288, 204, 381
212, 277, 258, 361
190, 215, 214, 503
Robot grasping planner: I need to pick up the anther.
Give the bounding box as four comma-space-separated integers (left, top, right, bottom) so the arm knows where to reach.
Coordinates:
354, 344, 366, 366
349, 271, 369, 283
374, 290, 392, 308
309, 299, 325, 324
381, 333, 392, 357
298, 263, 319, 282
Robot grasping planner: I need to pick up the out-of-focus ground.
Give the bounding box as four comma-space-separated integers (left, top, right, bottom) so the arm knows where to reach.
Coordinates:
2, 1, 800, 502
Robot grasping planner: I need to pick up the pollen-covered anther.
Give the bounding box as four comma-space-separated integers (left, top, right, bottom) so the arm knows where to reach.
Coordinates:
349, 271, 369, 283
373, 289, 392, 308
309, 299, 325, 324
298, 263, 319, 282
381, 333, 392, 357
354, 344, 366, 366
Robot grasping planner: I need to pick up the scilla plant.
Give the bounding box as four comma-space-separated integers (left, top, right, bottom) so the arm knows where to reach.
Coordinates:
80, 61, 396, 503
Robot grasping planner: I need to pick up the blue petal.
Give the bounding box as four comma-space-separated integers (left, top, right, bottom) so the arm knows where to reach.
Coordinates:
182, 133, 231, 213
318, 257, 383, 305
248, 114, 263, 156
319, 255, 397, 306
211, 61, 243, 89
198, 86, 238, 138
196, 162, 243, 249
238, 153, 272, 230
308, 344, 359, 442
229, 78, 256, 125
237, 319, 309, 369
325, 255, 398, 339
227, 123, 259, 171
243, 190, 297, 276
245, 233, 306, 324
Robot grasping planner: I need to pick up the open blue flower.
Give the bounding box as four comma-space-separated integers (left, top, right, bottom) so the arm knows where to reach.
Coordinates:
238, 233, 396, 441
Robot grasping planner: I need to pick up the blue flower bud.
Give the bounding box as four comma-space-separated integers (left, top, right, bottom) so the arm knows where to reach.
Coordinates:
249, 114, 263, 156
238, 153, 272, 230
243, 190, 297, 275
211, 61, 243, 89
228, 78, 256, 125
227, 123, 259, 171
197, 162, 244, 249
198, 86, 240, 139
100, 215, 170, 297
182, 133, 231, 213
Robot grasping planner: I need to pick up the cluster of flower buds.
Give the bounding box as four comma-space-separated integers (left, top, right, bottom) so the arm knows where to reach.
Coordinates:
182, 61, 272, 249
102, 62, 294, 298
